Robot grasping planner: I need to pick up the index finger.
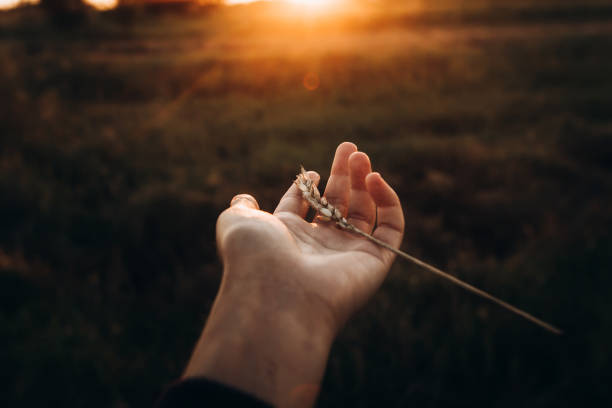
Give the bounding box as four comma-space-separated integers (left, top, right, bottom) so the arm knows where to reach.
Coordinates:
319, 142, 357, 219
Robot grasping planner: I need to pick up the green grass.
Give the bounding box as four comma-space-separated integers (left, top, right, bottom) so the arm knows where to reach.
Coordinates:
1, 2, 611, 406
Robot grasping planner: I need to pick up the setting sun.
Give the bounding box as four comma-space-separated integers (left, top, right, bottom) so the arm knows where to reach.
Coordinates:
287, 0, 331, 6
227, 0, 341, 10
282, 0, 343, 15
84, 0, 118, 10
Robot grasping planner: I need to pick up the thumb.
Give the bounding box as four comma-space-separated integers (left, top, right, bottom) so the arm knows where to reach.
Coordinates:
217, 193, 261, 254
230, 194, 260, 210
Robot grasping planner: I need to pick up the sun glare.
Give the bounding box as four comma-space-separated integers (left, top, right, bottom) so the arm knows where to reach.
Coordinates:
283, 0, 343, 17
287, 0, 329, 6
227, 0, 340, 11
286, 0, 340, 11
84, 0, 118, 10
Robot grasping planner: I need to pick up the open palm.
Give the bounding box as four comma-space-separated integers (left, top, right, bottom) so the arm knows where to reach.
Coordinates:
216, 142, 404, 333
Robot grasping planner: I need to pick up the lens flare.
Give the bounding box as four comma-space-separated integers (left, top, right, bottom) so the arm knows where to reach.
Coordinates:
303, 72, 320, 91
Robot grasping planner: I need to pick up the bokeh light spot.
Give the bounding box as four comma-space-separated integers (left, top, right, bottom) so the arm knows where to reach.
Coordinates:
84, 0, 118, 10
0, 0, 37, 10
303, 72, 320, 91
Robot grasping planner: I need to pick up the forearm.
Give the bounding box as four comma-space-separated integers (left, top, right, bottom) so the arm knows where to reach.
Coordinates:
183, 265, 336, 408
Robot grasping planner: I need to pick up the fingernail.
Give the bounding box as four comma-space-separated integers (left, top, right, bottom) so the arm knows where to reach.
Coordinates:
230, 194, 259, 209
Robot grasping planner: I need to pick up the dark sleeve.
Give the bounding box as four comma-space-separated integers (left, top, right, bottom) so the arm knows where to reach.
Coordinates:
156, 377, 273, 408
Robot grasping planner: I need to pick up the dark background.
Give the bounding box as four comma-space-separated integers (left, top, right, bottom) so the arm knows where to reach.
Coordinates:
1, 0, 611, 406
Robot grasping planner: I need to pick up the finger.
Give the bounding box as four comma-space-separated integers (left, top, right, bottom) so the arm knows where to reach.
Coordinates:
319, 142, 357, 221
347, 152, 376, 232
366, 173, 405, 264
274, 171, 320, 217
230, 194, 260, 210
217, 194, 261, 248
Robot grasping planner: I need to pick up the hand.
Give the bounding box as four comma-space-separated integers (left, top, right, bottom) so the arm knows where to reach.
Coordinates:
218, 142, 405, 331
183, 142, 404, 407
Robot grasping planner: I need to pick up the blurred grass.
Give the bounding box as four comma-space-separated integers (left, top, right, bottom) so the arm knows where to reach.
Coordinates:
1, 1, 612, 406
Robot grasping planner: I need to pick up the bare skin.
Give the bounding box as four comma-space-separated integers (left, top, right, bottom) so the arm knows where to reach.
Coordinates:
183, 142, 405, 407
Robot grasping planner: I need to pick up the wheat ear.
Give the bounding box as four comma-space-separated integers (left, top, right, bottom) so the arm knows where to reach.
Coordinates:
295, 166, 562, 335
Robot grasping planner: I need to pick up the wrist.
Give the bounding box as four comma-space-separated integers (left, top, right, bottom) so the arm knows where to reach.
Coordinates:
183, 264, 337, 407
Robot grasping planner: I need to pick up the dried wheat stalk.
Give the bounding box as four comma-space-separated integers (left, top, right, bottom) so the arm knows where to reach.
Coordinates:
295, 166, 562, 335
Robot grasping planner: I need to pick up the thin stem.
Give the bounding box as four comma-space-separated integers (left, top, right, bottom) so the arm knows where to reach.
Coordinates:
344, 224, 563, 335
295, 166, 562, 335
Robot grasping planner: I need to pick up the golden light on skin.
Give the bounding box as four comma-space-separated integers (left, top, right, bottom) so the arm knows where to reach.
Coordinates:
84, 0, 118, 10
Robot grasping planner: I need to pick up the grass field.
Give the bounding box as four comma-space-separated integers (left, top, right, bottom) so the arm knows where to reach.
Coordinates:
1, 1, 612, 406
